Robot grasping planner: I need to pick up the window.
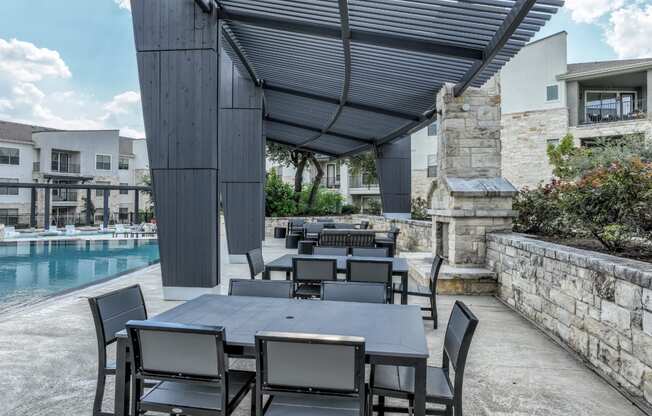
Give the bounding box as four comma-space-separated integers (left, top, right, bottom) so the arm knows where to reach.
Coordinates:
119, 183, 129, 195
96, 154, 111, 170
427, 155, 437, 178
0, 208, 19, 225
96, 181, 110, 198
546, 85, 559, 102
119, 157, 129, 170
119, 207, 129, 221
0, 178, 19, 196
427, 122, 437, 136
0, 147, 19, 165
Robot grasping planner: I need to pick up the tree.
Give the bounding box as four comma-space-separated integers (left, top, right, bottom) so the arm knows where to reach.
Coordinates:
306, 153, 324, 208
345, 151, 377, 179
266, 143, 313, 203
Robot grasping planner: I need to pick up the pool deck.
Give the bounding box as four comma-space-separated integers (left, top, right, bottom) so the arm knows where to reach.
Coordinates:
0, 237, 646, 416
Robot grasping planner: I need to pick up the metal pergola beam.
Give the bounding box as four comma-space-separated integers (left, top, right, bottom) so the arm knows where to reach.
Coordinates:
454, 0, 538, 96
217, 7, 484, 61
265, 117, 374, 144
221, 25, 261, 86
263, 83, 421, 121
265, 136, 340, 158
0, 182, 151, 191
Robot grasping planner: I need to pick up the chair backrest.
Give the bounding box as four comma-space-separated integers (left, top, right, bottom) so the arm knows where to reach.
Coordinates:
313, 246, 348, 256
430, 255, 444, 291
359, 220, 370, 230
246, 247, 265, 278
346, 259, 392, 285
255, 331, 365, 399
348, 231, 377, 247
229, 279, 293, 298
321, 281, 387, 304
292, 258, 337, 283
351, 247, 388, 257
333, 223, 357, 229
127, 321, 225, 382
316, 218, 333, 223
388, 227, 400, 243
319, 230, 376, 248
443, 301, 479, 401
288, 219, 305, 234
88, 284, 147, 346
319, 229, 349, 247
305, 223, 324, 233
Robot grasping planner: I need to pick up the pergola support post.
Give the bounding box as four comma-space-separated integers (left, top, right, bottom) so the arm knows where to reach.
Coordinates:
43, 188, 50, 228
103, 190, 110, 229
30, 188, 37, 228
134, 190, 139, 224
132, 0, 220, 300
376, 136, 412, 219
86, 188, 92, 225
219, 28, 265, 263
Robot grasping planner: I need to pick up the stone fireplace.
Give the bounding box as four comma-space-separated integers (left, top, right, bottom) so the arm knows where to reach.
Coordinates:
431, 80, 517, 268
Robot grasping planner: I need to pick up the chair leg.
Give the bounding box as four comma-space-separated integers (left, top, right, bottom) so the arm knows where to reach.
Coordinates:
130, 377, 142, 416
250, 383, 256, 416
431, 295, 437, 329
378, 396, 385, 416
92, 369, 106, 416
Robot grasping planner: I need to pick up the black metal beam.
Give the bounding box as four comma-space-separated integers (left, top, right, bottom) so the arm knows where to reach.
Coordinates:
194, 0, 214, 13
265, 136, 340, 158
264, 83, 421, 121
221, 25, 261, 86
454, 0, 538, 96
374, 108, 437, 147
265, 117, 374, 144
217, 8, 484, 61
0, 182, 151, 191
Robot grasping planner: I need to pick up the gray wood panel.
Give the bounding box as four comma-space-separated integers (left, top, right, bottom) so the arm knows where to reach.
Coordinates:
223, 182, 264, 254
219, 109, 263, 182
153, 169, 219, 288
376, 136, 412, 214
131, 0, 217, 52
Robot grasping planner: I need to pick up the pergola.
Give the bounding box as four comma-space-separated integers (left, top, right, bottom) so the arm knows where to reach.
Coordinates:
129, 0, 562, 299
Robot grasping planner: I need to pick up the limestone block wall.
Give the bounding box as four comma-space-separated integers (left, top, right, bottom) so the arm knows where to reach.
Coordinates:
411, 168, 433, 201
265, 215, 433, 253
500, 108, 568, 190
487, 232, 652, 406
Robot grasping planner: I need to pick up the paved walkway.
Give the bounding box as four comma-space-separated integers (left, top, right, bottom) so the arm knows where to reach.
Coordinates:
0, 238, 645, 416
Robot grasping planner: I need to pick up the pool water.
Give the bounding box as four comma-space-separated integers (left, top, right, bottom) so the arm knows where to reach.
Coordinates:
0, 240, 159, 312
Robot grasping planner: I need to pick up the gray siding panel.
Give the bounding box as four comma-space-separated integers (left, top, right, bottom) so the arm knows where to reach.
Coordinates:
377, 136, 411, 214
219, 109, 263, 182
223, 182, 264, 253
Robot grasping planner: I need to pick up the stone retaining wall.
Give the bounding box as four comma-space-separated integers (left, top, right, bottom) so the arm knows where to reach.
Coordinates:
265, 215, 432, 253
487, 232, 652, 406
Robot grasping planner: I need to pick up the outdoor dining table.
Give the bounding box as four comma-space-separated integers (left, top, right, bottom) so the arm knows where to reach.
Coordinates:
263, 254, 411, 304
113, 294, 430, 416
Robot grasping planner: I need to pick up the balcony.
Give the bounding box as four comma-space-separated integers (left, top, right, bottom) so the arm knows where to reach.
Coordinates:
581, 95, 647, 125
51, 162, 81, 174
52, 190, 78, 203
348, 174, 379, 194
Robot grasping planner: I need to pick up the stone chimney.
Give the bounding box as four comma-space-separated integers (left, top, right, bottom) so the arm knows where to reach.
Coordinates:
431, 79, 517, 267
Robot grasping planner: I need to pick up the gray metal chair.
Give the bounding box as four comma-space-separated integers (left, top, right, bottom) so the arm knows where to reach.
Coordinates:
246, 247, 265, 279
314, 246, 349, 256
88, 284, 147, 416
394, 256, 443, 329
255, 331, 367, 416
321, 281, 387, 304
292, 257, 337, 298
371, 301, 479, 416
346, 259, 394, 303
305, 223, 325, 240
229, 278, 293, 298
287, 219, 305, 235
126, 321, 255, 416
352, 247, 389, 257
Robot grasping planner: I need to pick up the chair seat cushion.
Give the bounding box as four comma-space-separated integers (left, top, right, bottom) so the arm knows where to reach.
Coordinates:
140, 370, 254, 411
295, 284, 321, 297
266, 395, 361, 416
372, 365, 453, 403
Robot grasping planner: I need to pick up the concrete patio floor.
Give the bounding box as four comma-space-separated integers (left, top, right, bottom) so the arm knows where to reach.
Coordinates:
0, 237, 645, 416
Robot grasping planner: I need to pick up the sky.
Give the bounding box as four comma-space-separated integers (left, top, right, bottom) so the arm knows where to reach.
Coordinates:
0, 0, 651, 138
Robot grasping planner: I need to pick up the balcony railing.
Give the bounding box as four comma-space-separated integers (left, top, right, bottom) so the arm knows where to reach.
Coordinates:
51, 163, 81, 174
33, 162, 40, 172
582, 98, 647, 125
349, 174, 378, 189
52, 190, 78, 202
326, 176, 340, 188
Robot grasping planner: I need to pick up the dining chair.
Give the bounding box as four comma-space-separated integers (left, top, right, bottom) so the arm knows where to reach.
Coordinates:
304, 223, 325, 240
246, 247, 265, 279
352, 247, 389, 257
321, 281, 387, 304
254, 331, 367, 416
394, 256, 443, 328
88, 284, 147, 416
126, 321, 255, 416
371, 301, 479, 416
292, 257, 337, 298
346, 259, 393, 303
229, 278, 293, 298
314, 246, 349, 256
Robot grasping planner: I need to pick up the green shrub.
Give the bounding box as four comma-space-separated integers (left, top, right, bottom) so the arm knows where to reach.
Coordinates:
513, 180, 568, 236
411, 197, 430, 221
265, 171, 296, 217
366, 199, 382, 215
341, 204, 359, 215
298, 187, 343, 216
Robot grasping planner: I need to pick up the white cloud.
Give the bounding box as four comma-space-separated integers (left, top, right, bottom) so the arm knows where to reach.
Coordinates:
0, 37, 144, 136
119, 126, 145, 138
564, 0, 624, 23
114, 0, 131, 11
605, 4, 652, 59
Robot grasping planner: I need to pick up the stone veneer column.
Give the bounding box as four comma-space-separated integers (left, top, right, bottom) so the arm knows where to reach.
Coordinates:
431, 80, 517, 267
647, 70, 652, 121
132, 0, 220, 299
219, 33, 264, 263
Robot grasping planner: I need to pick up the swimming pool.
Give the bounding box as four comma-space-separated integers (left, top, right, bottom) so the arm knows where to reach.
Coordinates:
0, 239, 159, 312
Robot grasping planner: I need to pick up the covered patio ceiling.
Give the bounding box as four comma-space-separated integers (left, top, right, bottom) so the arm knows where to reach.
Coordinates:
210, 0, 564, 157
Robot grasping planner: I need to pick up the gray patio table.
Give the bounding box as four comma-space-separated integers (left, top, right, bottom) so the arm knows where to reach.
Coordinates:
263, 254, 411, 304
113, 294, 429, 416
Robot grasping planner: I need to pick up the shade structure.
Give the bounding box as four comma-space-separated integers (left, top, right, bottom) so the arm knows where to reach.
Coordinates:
215, 0, 564, 157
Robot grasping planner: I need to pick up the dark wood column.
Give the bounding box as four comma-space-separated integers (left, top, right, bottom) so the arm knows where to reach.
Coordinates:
219, 33, 264, 262
376, 136, 412, 219
131, 0, 219, 299
134, 190, 139, 224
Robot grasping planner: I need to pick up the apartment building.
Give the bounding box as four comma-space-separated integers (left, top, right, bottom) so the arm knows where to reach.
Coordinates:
0, 120, 150, 227
500, 32, 652, 189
